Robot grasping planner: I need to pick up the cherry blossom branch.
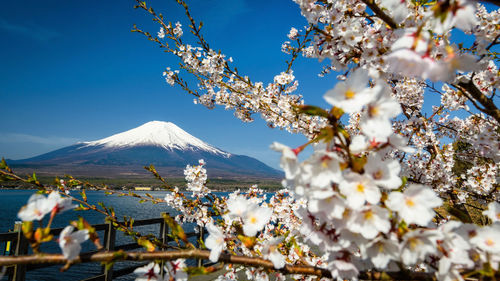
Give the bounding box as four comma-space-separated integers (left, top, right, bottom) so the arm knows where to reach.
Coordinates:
0, 166, 176, 251
132, 0, 325, 136
455, 80, 500, 124
484, 34, 500, 54
359, 0, 398, 29
0, 250, 436, 280
284, 27, 313, 74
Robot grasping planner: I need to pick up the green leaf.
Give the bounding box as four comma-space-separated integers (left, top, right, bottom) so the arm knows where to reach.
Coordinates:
22, 221, 34, 239
296, 105, 329, 118
80, 190, 87, 202
186, 266, 216, 276
145, 164, 157, 173
137, 237, 156, 252
329, 106, 344, 119
102, 261, 115, 272
237, 234, 256, 249
351, 155, 367, 173
446, 205, 473, 223
399, 177, 407, 190
162, 213, 187, 242
34, 227, 53, 243
27, 173, 39, 184
75, 203, 89, 211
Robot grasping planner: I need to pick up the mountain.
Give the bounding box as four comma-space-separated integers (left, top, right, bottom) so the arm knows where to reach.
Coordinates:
10, 121, 282, 178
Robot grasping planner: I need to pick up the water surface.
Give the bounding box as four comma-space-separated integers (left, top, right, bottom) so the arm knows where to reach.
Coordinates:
0, 189, 183, 281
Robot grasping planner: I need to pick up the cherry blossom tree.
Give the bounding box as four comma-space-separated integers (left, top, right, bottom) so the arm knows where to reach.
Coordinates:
0, 0, 499, 280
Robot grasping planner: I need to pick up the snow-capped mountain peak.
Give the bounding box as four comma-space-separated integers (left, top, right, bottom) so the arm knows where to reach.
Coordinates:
83, 121, 230, 157
13, 120, 282, 178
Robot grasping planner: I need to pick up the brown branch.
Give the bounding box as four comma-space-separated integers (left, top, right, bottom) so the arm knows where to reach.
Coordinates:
0, 250, 330, 277
0, 168, 175, 250
360, 0, 398, 29
132, 0, 323, 136
455, 80, 500, 124
0, 250, 436, 280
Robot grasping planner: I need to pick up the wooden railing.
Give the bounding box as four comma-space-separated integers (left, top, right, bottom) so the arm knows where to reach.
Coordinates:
0, 215, 203, 281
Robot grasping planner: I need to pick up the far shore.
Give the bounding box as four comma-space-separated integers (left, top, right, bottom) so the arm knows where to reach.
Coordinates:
0, 175, 283, 191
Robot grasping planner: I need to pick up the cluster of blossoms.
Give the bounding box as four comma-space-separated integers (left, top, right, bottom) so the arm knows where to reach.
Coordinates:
184, 159, 209, 197
132, 0, 500, 278
156, 171, 319, 280
266, 63, 476, 279
144, 0, 499, 202
155, 151, 500, 281
17, 191, 89, 261
272, 136, 500, 280
163, 67, 179, 86
11, 0, 498, 280
164, 160, 212, 226
134, 260, 187, 281
134, 3, 327, 137
156, 21, 183, 39
462, 163, 498, 195
205, 193, 275, 263
288, 0, 499, 200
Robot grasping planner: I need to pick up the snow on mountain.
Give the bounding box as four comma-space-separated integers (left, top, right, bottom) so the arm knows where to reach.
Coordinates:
10, 121, 282, 178
83, 121, 230, 157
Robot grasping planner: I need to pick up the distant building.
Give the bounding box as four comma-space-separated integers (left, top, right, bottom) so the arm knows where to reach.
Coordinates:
134, 187, 152, 191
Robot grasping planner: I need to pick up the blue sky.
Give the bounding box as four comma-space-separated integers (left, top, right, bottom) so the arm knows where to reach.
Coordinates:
0, 0, 334, 169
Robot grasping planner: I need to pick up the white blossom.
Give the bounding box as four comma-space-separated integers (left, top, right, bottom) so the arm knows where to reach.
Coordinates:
470, 224, 500, 254
270, 142, 298, 180
157, 27, 165, 38
482, 201, 500, 223
347, 205, 390, 239
364, 153, 402, 190
400, 229, 439, 265
227, 195, 251, 219
47, 191, 76, 215
386, 184, 442, 226
364, 236, 399, 269
324, 69, 375, 113
339, 172, 381, 209
165, 259, 188, 281
134, 262, 162, 281
262, 237, 285, 269
287, 27, 299, 40
360, 82, 401, 139
242, 205, 272, 237
205, 222, 225, 262
58, 226, 89, 261
17, 194, 53, 221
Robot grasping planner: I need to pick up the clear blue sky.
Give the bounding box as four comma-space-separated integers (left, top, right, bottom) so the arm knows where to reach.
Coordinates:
0, 0, 334, 169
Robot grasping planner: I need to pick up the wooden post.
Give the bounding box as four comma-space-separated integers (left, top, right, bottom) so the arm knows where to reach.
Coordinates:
103, 221, 116, 281
159, 213, 169, 278
12, 222, 28, 281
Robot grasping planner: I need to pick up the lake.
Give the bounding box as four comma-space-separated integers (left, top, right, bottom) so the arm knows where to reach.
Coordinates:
0, 189, 200, 281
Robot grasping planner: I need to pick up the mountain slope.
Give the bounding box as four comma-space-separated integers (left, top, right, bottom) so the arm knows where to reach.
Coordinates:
10, 121, 282, 178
